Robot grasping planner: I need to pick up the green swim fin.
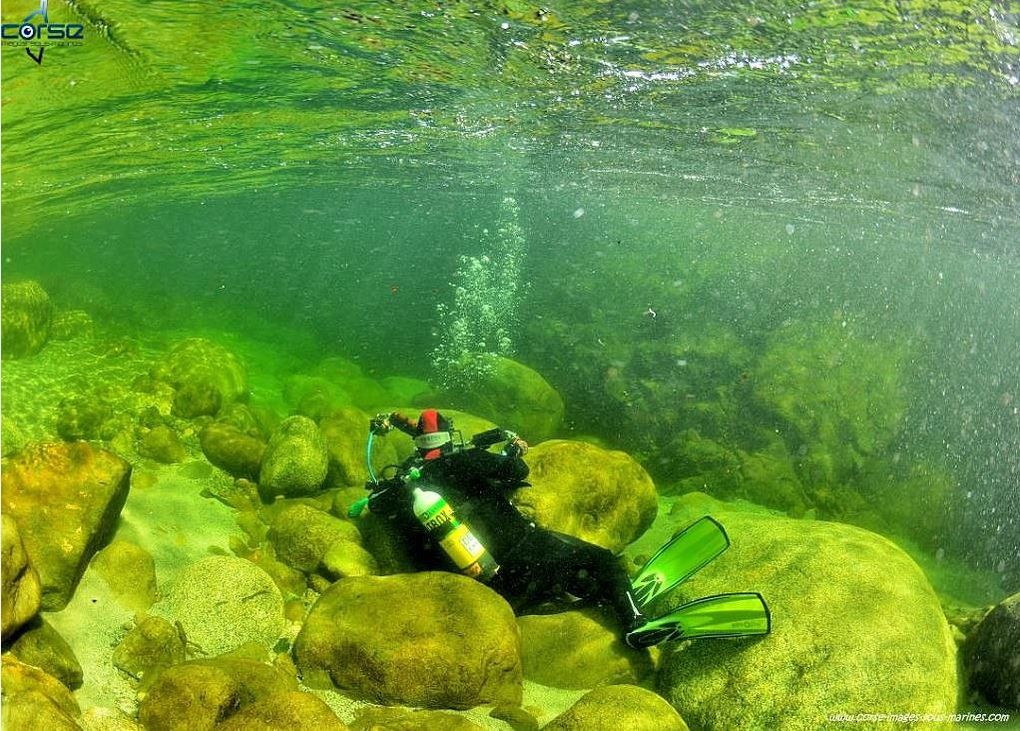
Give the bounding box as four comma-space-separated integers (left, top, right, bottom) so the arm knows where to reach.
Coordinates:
625, 592, 771, 649
631, 516, 730, 608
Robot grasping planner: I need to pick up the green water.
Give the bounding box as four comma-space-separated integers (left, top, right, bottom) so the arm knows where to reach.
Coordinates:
2, 0, 1019, 724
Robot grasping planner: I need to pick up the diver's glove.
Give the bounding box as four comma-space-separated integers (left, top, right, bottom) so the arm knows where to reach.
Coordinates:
370, 413, 393, 435
503, 432, 529, 458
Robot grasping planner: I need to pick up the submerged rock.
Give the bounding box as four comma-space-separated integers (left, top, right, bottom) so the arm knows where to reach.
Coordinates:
258, 416, 329, 501
543, 684, 688, 731
649, 494, 958, 730
514, 440, 657, 552
1, 442, 131, 610
151, 338, 249, 418
439, 355, 564, 443
350, 706, 481, 730
138, 658, 297, 730
216, 690, 348, 730
267, 503, 371, 576
199, 421, 266, 480
0, 655, 81, 730
1, 280, 53, 359
112, 614, 186, 680
137, 425, 187, 463
319, 405, 398, 487
8, 618, 83, 690
294, 572, 522, 708
89, 539, 158, 613
55, 395, 113, 442
148, 556, 284, 657
1, 514, 42, 640
49, 309, 94, 341
518, 609, 652, 689
964, 592, 1020, 709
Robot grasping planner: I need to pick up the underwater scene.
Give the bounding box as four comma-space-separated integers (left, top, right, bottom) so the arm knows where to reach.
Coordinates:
1, 0, 1019, 728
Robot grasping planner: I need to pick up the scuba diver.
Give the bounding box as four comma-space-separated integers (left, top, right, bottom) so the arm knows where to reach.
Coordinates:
349, 409, 771, 649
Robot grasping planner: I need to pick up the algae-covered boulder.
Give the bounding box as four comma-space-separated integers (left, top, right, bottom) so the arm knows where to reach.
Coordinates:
753, 323, 906, 487
542, 685, 685, 729
138, 658, 297, 730
514, 440, 657, 552
199, 421, 266, 480
0, 655, 81, 730
294, 573, 522, 708
1, 280, 53, 358
643, 494, 958, 730
49, 309, 94, 341
149, 556, 285, 657
8, 618, 83, 690
439, 356, 564, 442
1, 514, 42, 640
151, 338, 249, 418
258, 416, 329, 500
350, 706, 482, 730
1, 442, 131, 610
964, 592, 1020, 709
112, 614, 187, 679
319, 406, 398, 487
284, 375, 351, 420
138, 425, 188, 463
268, 503, 374, 577
89, 539, 158, 612
55, 395, 113, 441
518, 609, 652, 689
544, 684, 688, 731
216, 691, 348, 730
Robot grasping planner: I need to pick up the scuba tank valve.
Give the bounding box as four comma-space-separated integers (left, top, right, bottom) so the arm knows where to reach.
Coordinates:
412, 485, 498, 583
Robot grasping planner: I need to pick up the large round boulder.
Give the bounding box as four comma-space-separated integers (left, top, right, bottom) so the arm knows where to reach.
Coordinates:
150, 338, 249, 418
642, 493, 958, 730
1, 442, 132, 610
7, 619, 82, 690
216, 691, 348, 730
318, 406, 398, 487
258, 416, 329, 501
148, 556, 285, 657
293, 573, 522, 708
514, 440, 657, 552
268, 503, 375, 578
1, 280, 53, 359
518, 609, 652, 689
437, 356, 564, 443
138, 658, 297, 730
964, 592, 1020, 709
199, 421, 266, 480
1, 515, 42, 640
0, 656, 81, 730
543, 684, 688, 731
89, 539, 158, 613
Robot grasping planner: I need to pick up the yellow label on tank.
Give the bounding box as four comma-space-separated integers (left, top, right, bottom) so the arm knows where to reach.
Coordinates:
440, 523, 485, 570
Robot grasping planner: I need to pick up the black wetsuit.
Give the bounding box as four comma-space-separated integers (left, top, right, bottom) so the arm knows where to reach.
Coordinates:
367, 445, 639, 631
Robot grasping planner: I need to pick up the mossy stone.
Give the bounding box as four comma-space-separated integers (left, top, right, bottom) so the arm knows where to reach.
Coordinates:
1, 280, 53, 359
964, 592, 1020, 709
267, 503, 363, 574
8, 618, 83, 690
112, 615, 186, 679
518, 609, 652, 689
0, 656, 81, 728
647, 495, 958, 730
350, 706, 482, 730
199, 422, 266, 480
138, 425, 188, 464
258, 416, 329, 501
514, 440, 658, 552
215, 690, 348, 730
543, 685, 688, 731
151, 338, 249, 418
1, 514, 42, 640
293, 573, 522, 708
1, 442, 131, 610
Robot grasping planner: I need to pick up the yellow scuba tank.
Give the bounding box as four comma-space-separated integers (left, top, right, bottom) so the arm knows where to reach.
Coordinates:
412, 486, 499, 582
